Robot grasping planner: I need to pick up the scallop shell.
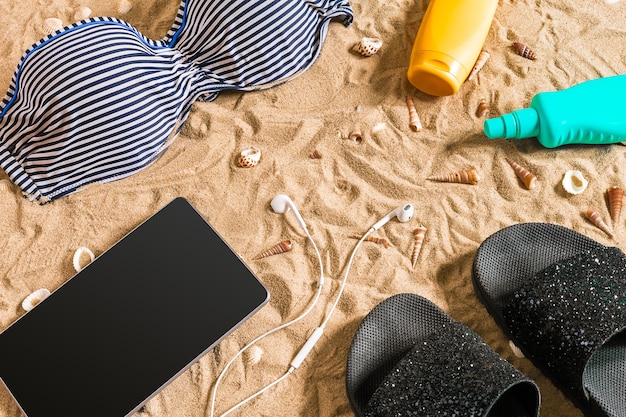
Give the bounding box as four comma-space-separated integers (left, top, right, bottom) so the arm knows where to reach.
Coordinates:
427, 168, 480, 185
513, 42, 537, 60
353, 37, 382, 57
348, 130, 363, 144
468, 50, 490, 81
607, 186, 623, 227
476, 98, 490, 118
411, 225, 427, 268
406, 95, 422, 132
43, 17, 64, 34
585, 208, 613, 238
253, 240, 293, 260
117, 0, 133, 14
74, 6, 92, 20
562, 170, 588, 195
237, 146, 261, 168
22, 289, 51, 312
243, 345, 264, 366
505, 157, 537, 190
0, 178, 13, 192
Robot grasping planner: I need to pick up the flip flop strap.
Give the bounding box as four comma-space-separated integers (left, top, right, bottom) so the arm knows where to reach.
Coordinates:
364, 321, 536, 416
504, 246, 626, 402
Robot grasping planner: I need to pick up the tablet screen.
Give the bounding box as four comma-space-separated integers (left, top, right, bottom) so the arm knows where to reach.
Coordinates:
0, 197, 269, 416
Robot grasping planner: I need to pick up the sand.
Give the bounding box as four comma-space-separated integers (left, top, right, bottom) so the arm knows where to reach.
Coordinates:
0, 0, 625, 416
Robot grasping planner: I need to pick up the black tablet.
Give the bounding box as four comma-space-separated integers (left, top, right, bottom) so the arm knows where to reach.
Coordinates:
0, 197, 269, 416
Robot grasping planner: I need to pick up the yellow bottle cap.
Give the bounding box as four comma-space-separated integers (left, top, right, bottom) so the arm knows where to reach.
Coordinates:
407, 51, 467, 96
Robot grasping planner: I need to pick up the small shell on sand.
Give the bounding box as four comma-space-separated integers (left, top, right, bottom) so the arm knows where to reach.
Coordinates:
253, 240, 293, 260
562, 170, 588, 195
74, 6, 92, 20
43, 18, 64, 34
353, 37, 382, 57
468, 50, 490, 81
117, 0, 133, 14
585, 208, 613, 237
237, 146, 261, 168
243, 345, 264, 366
427, 168, 480, 185
22, 289, 51, 312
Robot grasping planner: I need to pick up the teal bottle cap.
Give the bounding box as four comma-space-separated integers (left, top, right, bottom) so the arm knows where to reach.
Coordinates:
484, 108, 540, 139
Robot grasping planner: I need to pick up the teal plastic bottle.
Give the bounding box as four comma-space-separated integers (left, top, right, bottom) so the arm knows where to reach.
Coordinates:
484, 74, 626, 148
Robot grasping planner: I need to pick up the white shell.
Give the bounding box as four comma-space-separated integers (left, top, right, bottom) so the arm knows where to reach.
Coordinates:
353, 37, 383, 57
243, 345, 264, 366
237, 146, 261, 168
74, 6, 92, 21
117, 0, 133, 14
73, 246, 95, 272
43, 17, 64, 34
509, 340, 525, 358
562, 170, 588, 195
22, 289, 51, 311
0, 179, 13, 192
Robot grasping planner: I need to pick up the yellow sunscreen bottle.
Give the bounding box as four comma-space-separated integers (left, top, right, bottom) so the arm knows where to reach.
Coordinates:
407, 0, 499, 96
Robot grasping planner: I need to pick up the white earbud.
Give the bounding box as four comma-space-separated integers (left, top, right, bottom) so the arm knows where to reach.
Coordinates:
271, 194, 308, 231
369, 203, 414, 232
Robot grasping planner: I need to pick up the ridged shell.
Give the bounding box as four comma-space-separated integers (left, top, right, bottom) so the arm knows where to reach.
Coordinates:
411, 225, 427, 268
505, 157, 537, 190
350, 234, 390, 248
309, 150, 322, 159
513, 42, 537, 60
509, 340, 525, 358
406, 95, 422, 132
562, 170, 588, 195
353, 37, 382, 57
607, 186, 623, 227
253, 240, 292, 260
73, 246, 95, 272
476, 98, 490, 118
43, 17, 64, 34
22, 289, 51, 311
243, 345, 264, 366
585, 208, 613, 238
117, 0, 133, 14
427, 168, 480, 185
468, 50, 490, 81
0, 179, 13, 192
237, 146, 261, 168
74, 6, 92, 21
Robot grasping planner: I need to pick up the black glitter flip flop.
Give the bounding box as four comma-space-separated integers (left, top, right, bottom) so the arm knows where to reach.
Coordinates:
345, 293, 540, 417
473, 222, 626, 417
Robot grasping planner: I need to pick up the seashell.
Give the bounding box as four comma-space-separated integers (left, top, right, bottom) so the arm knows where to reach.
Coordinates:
117, 0, 133, 14
505, 157, 537, 190
513, 42, 537, 60
607, 186, 623, 227
272, 159, 281, 176
22, 289, 51, 312
350, 234, 390, 249
411, 225, 427, 268
74, 6, 92, 21
476, 98, 490, 118
406, 95, 422, 132
586, 208, 613, 238
509, 340, 525, 358
427, 168, 480, 185
243, 345, 264, 366
309, 149, 322, 159
73, 246, 95, 272
253, 240, 293, 260
353, 37, 383, 57
0, 178, 13, 192
468, 50, 490, 81
43, 17, 64, 34
562, 170, 588, 195
371, 122, 387, 134
237, 146, 261, 168
348, 129, 363, 144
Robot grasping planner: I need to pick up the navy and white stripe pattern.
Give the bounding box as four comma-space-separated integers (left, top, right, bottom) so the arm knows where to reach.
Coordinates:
0, 0, 353, 203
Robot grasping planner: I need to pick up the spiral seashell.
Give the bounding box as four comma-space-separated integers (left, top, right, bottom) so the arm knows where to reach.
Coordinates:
22, 289, 51, 312
350, 234, 390, 248
348, 130, 363, 144
43, 17, 64, 34
607, 186, 623, 227
562, 170, 588, 195
427, 168, 480, 185
243, 345, 264, 366
585, 208, 613, 238
117, 0, 133, 14
253, 240, 293, 260
353, 37, 383, 57
468, 50, 490, 81
513, 42, 537, 60
237, 146, 261, 168
309, 150, 322, 159
406, 95, 422, 132
411, 225, 427, 268
476, 98, 490, 118
505, 157, 537, 190
74, 6, 92, 21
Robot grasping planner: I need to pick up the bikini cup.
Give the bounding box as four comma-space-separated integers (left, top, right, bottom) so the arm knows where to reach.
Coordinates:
0, 0, 353, 203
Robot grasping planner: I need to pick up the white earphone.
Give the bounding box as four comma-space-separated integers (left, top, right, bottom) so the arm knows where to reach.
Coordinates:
270, 194, 308, 231
368, 203, 415, 233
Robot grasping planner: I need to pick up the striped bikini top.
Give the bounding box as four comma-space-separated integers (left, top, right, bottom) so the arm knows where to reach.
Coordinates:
0, 0, 353, 203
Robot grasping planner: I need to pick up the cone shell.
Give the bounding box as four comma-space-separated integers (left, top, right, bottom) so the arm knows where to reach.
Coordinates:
427, 168, 480, 185
585, 208, 613, 237
468, 50, 490, 81
562, 170, 588, 195
43, 17, 64, 34
253, 240, 293, 260
74, 6, 92, 20
117, 0, 133, 14
607, 186, 623, 227
237, 146, 261, 168
505, 157, 537, 190
406, 95, 422, 132
22, 289, 51, 312
353, 37, 382, 57
476, 98, 490, 118
351, 234, 390, 248
411, 225, 427, 268
513, 42, 537, 60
